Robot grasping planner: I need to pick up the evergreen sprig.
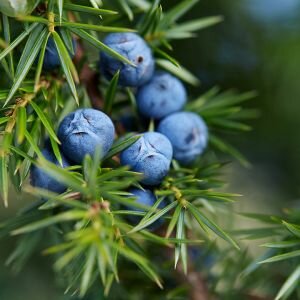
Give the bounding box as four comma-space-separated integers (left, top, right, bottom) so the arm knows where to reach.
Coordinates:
0, 1, 291, 299
241, 211, 300, 300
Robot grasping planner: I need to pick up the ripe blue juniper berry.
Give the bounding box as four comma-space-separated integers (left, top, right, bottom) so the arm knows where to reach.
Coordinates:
100, 32, 155, 87
127, 188, 165, 230
42, 36, 76, 70
120, 132, 173, 186
136, 72, 187, 120
58, 108, 115, 164
157, 112, 208, 165
30, 146, 70, 194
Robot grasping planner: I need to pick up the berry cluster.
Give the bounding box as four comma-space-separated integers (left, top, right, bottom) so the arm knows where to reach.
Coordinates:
31, 32, 209, 227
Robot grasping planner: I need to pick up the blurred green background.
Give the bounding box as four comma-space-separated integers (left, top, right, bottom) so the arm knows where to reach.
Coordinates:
1, 0, 300, 298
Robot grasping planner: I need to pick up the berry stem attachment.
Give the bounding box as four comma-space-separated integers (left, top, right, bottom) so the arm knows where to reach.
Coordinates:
48, 12, 55, 32
171, 186, 188, 208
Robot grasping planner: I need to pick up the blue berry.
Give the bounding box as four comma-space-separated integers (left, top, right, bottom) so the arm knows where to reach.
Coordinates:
42, 36, 76, 70
127, 188, 165, 229
157, 112, 208, 164
100, 33, 155, 87
136, 72, 187, 120
58, 108, 115, 164
30, 147, 70, 194
120, 132, 173, 185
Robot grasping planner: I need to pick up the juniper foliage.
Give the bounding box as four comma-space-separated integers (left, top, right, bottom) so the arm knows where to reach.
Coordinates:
0, 1, 298, 299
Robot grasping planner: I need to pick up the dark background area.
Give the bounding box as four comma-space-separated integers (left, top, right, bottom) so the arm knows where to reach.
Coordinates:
1, 0, 300, 298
